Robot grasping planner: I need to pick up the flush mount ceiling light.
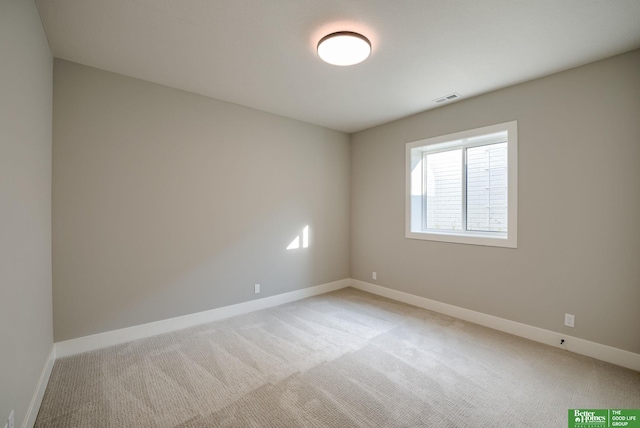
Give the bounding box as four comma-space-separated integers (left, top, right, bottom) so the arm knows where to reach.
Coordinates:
317, 31, 371, 66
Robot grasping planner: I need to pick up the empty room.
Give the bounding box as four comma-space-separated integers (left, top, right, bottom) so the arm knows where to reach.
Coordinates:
2, 0, 640, 427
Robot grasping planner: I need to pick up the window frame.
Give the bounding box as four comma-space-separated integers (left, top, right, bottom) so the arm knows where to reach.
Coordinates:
405, 121, 518, 248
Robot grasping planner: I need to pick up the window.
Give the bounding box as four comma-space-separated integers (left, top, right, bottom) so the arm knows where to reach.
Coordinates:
406, 121, 517, 248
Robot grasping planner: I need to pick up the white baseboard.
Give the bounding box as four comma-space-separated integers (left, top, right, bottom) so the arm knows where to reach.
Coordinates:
23, 345, 56, 428
55, 279, 350, 358
350, 279, 640, 372
50, 276, 639, 376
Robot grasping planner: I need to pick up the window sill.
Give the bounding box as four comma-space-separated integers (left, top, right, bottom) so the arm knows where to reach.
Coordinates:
405, 230, 517, 248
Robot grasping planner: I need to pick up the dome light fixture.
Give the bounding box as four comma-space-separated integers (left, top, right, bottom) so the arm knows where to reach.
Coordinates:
317, 31, 371, 66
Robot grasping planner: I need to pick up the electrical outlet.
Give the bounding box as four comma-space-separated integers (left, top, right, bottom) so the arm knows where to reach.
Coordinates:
254, 284, 260, 294
564, 313, 575, 328
8, 410, 14, 428
372, 272, 377, 280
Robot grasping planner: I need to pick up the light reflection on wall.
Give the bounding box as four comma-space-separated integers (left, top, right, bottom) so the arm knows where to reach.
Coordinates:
287, 225, 309, 250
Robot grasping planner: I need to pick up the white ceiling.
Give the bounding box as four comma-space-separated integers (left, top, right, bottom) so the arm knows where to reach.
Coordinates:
36, 0, 640, 133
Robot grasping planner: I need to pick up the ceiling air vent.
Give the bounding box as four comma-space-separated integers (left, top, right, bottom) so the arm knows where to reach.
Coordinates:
433, 93, 461, 103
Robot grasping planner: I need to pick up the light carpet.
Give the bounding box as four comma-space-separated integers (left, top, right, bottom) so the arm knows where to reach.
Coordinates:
36, 287, 640, 427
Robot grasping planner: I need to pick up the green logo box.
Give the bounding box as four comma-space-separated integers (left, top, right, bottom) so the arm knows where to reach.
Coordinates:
569, 410, 640, 428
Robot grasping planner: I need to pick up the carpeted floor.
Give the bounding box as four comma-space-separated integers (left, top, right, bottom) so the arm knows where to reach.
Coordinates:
36, 288, 640, 427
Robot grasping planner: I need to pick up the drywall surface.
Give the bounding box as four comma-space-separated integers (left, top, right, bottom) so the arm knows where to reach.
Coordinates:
0, 0, 53, 426
52, 60, 350, 341
350, 49, 640, 354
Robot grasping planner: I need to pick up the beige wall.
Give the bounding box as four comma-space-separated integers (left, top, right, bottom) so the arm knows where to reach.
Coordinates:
0, 0, 53, 426
350, 50, 640, 354
52, 60, 350, 341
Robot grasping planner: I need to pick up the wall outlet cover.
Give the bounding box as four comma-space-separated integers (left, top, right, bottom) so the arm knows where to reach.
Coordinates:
254, 284, 260, 294
564, 313, 575, 328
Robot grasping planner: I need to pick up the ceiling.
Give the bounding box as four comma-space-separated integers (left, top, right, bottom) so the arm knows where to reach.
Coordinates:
36, 0, 640, 133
